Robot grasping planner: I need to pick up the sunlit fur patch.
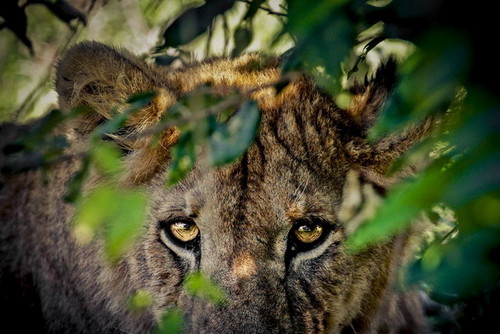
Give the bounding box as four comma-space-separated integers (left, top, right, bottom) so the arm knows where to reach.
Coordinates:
231, 252, 257, 279
286, 201, 307, 221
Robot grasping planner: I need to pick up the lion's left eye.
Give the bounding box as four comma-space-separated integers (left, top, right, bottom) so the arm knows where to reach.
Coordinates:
159, 218, 200, 250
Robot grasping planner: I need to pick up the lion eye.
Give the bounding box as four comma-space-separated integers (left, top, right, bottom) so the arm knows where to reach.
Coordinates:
294, 221, 324, 244
169, 221, 200, 242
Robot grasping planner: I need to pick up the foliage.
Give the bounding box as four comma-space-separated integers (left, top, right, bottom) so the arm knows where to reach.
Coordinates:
2, 0, 500, 332
183, 272, 227, 304
0, 0, 86, 54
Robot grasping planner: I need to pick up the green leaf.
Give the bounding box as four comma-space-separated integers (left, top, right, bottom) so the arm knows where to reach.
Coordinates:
232, 25, 253, 57
63, 154, 91, 203
104, 189, 148, 261
72, 184, 117, 244
156, 308, 184, 334
162, 0, 235, 47
208, 101, 260, 166
408, 228, 500, 301
126, 91, 156, 105
348, 94, 500, 252
166, 131, 197, 186
346, 163, 446, 251
370, 30, 469, 138
91, 142, 124, 177
287, 0, 349, 35
183, 272, 227, 305
128, 290, 153, 312
366, 0, 393, 7
72, 184, 148, 261
283, 1, 355, 94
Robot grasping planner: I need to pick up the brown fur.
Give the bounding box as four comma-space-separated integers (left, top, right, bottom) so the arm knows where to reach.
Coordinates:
0, 41, 432, 333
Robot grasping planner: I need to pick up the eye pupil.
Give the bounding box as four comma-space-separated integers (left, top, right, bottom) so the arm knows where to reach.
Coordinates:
170, 221, 199, 242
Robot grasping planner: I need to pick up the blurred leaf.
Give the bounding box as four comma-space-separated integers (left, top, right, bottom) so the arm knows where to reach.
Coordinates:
457, 193, 500, 231
15, 108, 80, 153
156, 308, 184, 334
208, 100, 260, 166
371, 29, 470, 138
409, 228, 500, 302
162, 0, 235, 47
346, 160, 446, 251
166, 131, 197, 186
64, 155, 91, 203
284, 0, 355, 94
41, 135, 69, 162
0, 0, 32, 52
91, 142, 124, 178
232, 24, 253, 57
366, 0, 393, 7
72, 184, 148, 261
286, 0, 348, 35
41, 0, 87, 26
23, 109, 65, 145
72, 184, 116, 244
184, 272, 227, 305
126, 91, 157, 105
104, 188, 148, 261
129, 289, 154, 312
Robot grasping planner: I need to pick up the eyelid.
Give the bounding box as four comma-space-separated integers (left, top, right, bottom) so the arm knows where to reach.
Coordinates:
159, 216, 195, 229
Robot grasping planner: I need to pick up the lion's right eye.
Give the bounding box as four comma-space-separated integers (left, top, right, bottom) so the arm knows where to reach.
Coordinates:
160, 218, 200, 250
169, 221, 200, 242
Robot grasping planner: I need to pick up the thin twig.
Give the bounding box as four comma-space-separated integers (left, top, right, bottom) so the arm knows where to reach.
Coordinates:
236, 0, 287, 17
132, 72, 299, 140
137, 94, 245, 139
1, 150, 87, 175
347, 37, 386, 78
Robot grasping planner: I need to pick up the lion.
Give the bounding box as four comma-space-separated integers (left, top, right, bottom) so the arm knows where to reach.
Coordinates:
0, 41, 432, 333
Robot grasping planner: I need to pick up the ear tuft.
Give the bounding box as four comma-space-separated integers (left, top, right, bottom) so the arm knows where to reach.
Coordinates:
345, 58, 397, 133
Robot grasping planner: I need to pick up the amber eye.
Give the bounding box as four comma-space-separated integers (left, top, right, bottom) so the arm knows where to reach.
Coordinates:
294, 221, 324, 244
169, 221, 200, 242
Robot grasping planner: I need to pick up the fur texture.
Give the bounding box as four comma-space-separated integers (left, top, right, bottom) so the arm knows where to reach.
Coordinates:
0, 42, 432, 333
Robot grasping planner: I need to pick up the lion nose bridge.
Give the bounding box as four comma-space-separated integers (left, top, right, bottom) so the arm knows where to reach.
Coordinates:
187, 247, 291, 333
200, 245, 261, 293
198, 237, 269, 300
229, 251, 258, 279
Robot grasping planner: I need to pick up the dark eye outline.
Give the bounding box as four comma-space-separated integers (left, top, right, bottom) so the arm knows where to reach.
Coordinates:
287, 217, 332, 254
159, 217, 200, 251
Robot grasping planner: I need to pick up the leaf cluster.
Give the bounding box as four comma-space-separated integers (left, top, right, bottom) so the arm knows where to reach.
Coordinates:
4, 1, 500, 331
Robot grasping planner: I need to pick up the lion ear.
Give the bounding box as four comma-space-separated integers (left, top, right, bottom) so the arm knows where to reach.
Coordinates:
343, 59, 436, 172
56, 41, 176, 133
344, 59, 397, 134
56, 41, 180, 184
